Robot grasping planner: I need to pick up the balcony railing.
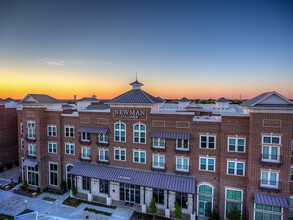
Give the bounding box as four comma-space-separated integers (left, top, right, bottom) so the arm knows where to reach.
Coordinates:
96, 139, 109, 147
174, 165, 190, 175
79, 137, 91, 145
96, 156, 109, 165
259, 180, 281, 192
26, 134, 36, 142
151, 142, 166, 152
26, 151, 36, 159
260, 154, 283, 166
79, 154, 91, 163
151, 162, 166, 172
174, 144, 190, 154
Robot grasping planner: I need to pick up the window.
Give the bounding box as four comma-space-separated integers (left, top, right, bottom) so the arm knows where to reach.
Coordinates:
133, 150, 146, 163
176, 157, 189, 171
82, 177, 90, 191
289, 197, 293, 219
228, 137, 245, 152
27, 165, 39, 186
175, 192, 188, 209
200, 135, 216, 149
227, 161, 245, 176
199, 157, 215, 172
100, 179, 109, 194
153, 188, 164, 205
81, 132, 90, 142
262, 135, 281, 145
153, 138, 165, 148
81, 147, 90, 159
48, 125, 57, 137
20, 123, 23, 134
114, 148, 126, 161
48, 142, 57, 154
99, 134, 108, 143
28, 144, 36, 156
20, 139, 24, 149
114, 123, 126, 142
65, 143, 75, 155
291, 167, 293, 182
65, 126, 74, 138
260, 170, 279, 188
153, 154, 165, 168
133, 123, 146, 143
49, 162, 58, 186
198, 184, 213, 217
225, 188, 243, 218
99, 149, 109, 161
262, 146, 280, 162
176, 139, 189, 150
254, 203, 283, 220
27, 121, 35, 139
292, 141, 293, 157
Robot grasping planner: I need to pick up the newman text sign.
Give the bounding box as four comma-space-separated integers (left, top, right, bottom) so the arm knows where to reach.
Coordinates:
113, 109, 147, 120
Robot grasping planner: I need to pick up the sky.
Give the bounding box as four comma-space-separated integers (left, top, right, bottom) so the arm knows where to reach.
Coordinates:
0, 0, 292, 100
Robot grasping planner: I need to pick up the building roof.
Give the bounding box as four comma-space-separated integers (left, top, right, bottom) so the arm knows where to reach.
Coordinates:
62, 104, 74, 109
85, 104, 110, 110
150, 131, 190, 140
179, 97, 190, 102
20, 94, 65, 104
69, 162, 195, 194
156, 97, 166, 102
22, 160, 38, 167
240, 92, 271, 107
129, 80, 144, 86
254, 193, 288, 208
77, 126, 108, 134
185, 102, 202, 109
216, 97, 230, 103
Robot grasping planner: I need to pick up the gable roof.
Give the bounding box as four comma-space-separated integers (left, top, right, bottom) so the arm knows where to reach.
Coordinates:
156, 97, 166, 102
216, 97, 230, 103
20, 94, 65, 105
179, 97, 190, 102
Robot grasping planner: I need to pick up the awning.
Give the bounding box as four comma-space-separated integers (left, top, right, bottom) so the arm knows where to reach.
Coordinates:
254, 193, 289, 208
22, 160, 38, 167
77, 127, 108, 134
150, 131, 190, 140
69, 162, 195, 194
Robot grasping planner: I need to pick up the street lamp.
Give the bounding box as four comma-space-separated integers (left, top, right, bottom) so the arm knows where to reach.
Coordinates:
24, 199, 28, 210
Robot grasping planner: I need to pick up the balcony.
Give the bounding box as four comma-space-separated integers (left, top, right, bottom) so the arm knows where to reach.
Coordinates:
151, 163, 166, 172
79, 154, 91, 163
96, 140, 109, 147
174, 165, 190, 175
26, 135, 36, 142
151, 142, 166, 152
260, 154, 283, 166
79, 137, 91, 145
26, 151, 36, 159
259, 180, 281, 192
96, 156, 109, 165
174, 144, 190, 154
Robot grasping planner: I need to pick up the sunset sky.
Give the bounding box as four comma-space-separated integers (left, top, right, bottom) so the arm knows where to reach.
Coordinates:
0, 0, 292, 100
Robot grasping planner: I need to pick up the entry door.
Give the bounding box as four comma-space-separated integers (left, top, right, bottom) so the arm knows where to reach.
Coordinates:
198, 195, 212, 217
125, 188, 135, 203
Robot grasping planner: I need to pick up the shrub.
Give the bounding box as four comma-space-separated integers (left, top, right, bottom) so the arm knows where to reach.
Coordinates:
84, 207, 112, 216
149, 198, 157, 218
71, 184, 77, 198
227, 205, 242, 220
22, 181, 28, 191
60, 181, 67, 193
209, 209, 220, 220
174, 201, 182, 219
37, 187, 41, 194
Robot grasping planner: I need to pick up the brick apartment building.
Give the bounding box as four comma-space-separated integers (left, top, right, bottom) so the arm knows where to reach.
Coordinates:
17, 80, 293, 219
0, 102, 18, 171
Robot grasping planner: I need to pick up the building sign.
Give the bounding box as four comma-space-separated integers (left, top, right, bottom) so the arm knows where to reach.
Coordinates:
118, 176, 132, 181
113, 109, 147, 120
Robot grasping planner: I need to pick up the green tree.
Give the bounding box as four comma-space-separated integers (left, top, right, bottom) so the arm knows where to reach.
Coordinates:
22, 180, 28, 191
227, 205, 242, 220
71, 183, 77, 200
149, 198, 157, 219
209, 209, 220, 220
174, 201, 182, 219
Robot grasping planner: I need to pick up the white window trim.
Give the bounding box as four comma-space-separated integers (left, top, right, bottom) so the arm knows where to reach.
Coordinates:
48, 142, 57, 154
200, 134, 216, 150
81, 132, 90, 142
114, 122, 126, 142
224, 187, 243, 219
133, 122, 146, 144
99, 133, 108, 143
152, 137, 165, 148
64, 125, 75, 138
20, 138, 24, 149
114, 147, 126, 161
20, 123, 23, 134
227, 136, 246, 153
99, 149, 109, 161
152, 154, 165, 168
260, 170, 279, 188
133, 149, 146, 164
27, 120, 35, 139
47, 125, 57, 137
253, 202, 284, 220
28, 144, 36, 156
176, 156, 189, 171
197, 183, 214, 217
199, 156, 216, 172
226, 160, 245, 176
65, 143, 75, 155
262, 134, 281, 145
27, 165, 39, 187
81, 147, 91, 159
176, 139, 190, 150
48, 162, 58, 186
261, 145, 280, 162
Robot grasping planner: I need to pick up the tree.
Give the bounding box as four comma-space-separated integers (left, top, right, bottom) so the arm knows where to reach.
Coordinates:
174, 201, 182, 219
22, 180, 28, 191
149, 198, 157, 219
227, 205, 242, 220
71, 183, 77, 200
209, 209, 220, 220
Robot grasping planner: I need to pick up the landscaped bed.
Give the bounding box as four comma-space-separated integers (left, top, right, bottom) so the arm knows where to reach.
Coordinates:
0, 213, 14, 220
17, 209, 34, 216
0, 182, 17, 191
43, 188, 66, 195
84, 207, 112, 216
42, 197, 56, 202
62, 197, 116, 209
131, 211, 171, 220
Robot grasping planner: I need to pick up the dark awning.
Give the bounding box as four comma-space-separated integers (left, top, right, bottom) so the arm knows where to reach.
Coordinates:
150, 131, 190, 140
22, 160, 38, 167
77, 127, 108, 134
69, 162, 195, 194
254, 193, 289, 208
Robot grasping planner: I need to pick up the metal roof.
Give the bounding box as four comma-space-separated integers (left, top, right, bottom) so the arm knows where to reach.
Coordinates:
150, 131, 190, 140
216, 97, 230, 103
254, 193, 289, 208
20, 94, 65, 104
22, 160, 38, 167
156, 97, 166, 102
105, 89, 162, 104
85, 104, 110, 110
240, 92, 271, 107
179, 97, 190, 102
69, 162, 195, 194
77, 126, 108, 134
129, 80, 144, 86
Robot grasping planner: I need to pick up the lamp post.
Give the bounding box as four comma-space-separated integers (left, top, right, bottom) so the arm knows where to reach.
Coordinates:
24, 199, 28, 210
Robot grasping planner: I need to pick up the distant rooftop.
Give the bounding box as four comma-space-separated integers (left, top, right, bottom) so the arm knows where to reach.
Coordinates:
179, 97, 190, 102
156, 97, 166, 102
216, 97, 230, 103
86, 104, 110, 110
78, 94, 99, 102
20, 94, 65, 105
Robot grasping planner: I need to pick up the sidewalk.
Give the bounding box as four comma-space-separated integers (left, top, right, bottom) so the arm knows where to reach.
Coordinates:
0, 189, 133, 220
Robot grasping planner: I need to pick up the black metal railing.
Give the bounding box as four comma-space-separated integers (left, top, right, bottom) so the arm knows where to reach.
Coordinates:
79, 136, 91, 145
174, 165, 190, 175
174, 144, 190, 154
96, 139, 109, 147
79, 154, 91, 163
96, 156, 109, 165
260, 154, 283, 166
26, 134, 36, 142
151, 142, 166, 152
151, 162, 166, 172
26, 150, 36, 159
259, 180, 281, 192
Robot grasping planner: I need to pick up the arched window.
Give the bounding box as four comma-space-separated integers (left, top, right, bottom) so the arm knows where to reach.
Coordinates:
114, 122, 126, 142
197, 184, 214, 218
133, 123, 146, 144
